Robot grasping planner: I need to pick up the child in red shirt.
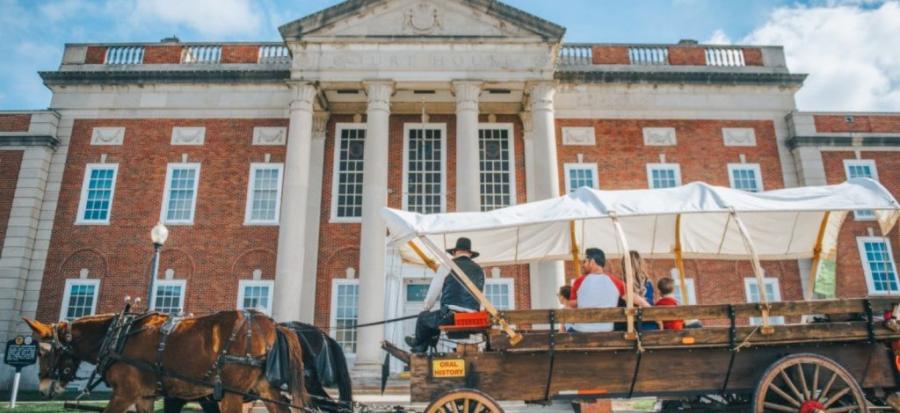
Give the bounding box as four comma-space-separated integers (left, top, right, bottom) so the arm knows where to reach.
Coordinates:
655, 277, 684, 331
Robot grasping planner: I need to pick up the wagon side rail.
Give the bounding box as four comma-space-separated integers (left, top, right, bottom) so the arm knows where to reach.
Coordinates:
499, 297, 900, 324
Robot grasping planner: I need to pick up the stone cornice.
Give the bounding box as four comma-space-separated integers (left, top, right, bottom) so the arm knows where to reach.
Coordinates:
40, 69, 291, 86
787, 135, 900, 149
556, 70, 807, 87
0, 135, 59, 148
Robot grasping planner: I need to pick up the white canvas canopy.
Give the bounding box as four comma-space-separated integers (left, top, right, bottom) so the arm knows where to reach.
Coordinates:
383, 179, 899, 266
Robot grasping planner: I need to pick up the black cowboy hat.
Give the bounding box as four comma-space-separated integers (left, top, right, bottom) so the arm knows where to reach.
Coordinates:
447, 237, 479, 258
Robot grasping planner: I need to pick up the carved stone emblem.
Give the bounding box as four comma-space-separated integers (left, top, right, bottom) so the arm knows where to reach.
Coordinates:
253, 127, 287, 146
562, 127, 596, 146
171, 127, 205, 145
642, 127, 677, 146
405, 2, 441, 34
90, 127, 125, 145
722, 128, 757, 147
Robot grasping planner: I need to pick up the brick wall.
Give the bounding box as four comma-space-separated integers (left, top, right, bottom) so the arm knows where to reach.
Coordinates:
814, 115, 900, 133
222, 45, 259, 64
36, 118, 287, 322
0, 114, 31, 132
0, 151, 23, 256
84, 46, 106, 64
143, 46, 182, 64
668, 46, 706, 66
592, 46, 629, 65
742, 48, 764, 66
821, 151, 900, 297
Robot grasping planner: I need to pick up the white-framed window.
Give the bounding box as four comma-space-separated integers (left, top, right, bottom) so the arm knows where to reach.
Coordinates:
563, 163, 599, 193
244, 163, 284, 225
161, 163, 201, 224
857, 237, 899, 295
844, 159, 879, 220
646, 163, 682, 189
330, 279, 359, 354
484, 278, 516, 310
403, 123, 447, 214
744, 277, 784, 325
479, 124, 516, 211
331, 123, 367, 222
76, 164, 118, 224
728, 163, 763, 192
237, 280, 275, 315
151, 279, 186, 314
668, 269, 696, 304
60, 279, 100, 321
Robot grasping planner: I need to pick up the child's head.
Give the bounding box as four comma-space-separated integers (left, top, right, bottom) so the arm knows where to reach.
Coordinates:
657, 277, 676, 296
558, 285, 572, 302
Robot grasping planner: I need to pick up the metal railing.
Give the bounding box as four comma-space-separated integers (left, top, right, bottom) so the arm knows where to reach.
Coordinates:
628, 47, 669, 65
182, 45, 222, 64
105, 46, 144, 64
705, 47, 746, 67
558, 44, 593, 66
258, 45, 290, 64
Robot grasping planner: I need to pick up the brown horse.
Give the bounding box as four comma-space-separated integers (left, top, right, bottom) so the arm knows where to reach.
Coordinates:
24, 310, 307, 413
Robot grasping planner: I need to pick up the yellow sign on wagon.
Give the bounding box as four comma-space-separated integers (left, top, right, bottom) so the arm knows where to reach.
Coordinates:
432, 359, 466, 378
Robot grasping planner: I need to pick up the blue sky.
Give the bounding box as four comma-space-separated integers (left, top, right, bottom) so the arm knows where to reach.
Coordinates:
1, 0, 898, 111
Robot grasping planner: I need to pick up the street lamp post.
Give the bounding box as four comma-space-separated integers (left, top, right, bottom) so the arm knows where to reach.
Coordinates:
148, 223, 169, 310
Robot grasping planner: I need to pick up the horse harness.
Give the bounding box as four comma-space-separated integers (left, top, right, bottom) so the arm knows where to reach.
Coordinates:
70, 309, 266, 400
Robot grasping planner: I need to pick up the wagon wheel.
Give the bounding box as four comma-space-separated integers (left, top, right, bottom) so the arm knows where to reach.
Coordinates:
425, 389, 504, 413
753, 353, 868, 413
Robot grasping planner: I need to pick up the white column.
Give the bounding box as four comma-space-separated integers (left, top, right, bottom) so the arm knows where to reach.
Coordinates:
519, 110, 536, 202
355, 80, 393, 369
453, 80, 482, 212
297, 112, 329, 323
527, 81, 565, 309
273, 82, 317, 322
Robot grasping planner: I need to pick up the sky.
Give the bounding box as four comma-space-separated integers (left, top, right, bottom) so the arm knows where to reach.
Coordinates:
1, 0, 898, 112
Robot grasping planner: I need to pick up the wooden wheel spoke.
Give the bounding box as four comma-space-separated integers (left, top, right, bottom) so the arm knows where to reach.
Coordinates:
826, 405, 860, 413
763, 401, 800, 413
462, 398, 469, 413
779, 370, 805, 404
797, 363, 811, 400
823, 387, 851, 408
819, 371, 838, 402
450, 400, 461, 413
812, 364, 820, 401
473, 401, 483, 413
768, 383, 801, 407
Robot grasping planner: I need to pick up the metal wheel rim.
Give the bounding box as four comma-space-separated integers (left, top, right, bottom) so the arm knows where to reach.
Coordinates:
753, 354, 868, 413
425, 389, 504, 413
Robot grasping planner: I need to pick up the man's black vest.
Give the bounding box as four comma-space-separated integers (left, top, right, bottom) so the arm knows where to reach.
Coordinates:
440, 256, 485, 311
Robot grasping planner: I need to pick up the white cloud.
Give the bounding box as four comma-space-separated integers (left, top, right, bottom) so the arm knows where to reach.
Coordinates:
741, 1, 900, 111
705, 29, 732, 45
130, 0, 264, 37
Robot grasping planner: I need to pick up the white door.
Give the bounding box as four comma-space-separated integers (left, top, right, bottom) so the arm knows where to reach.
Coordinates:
403, 278, 430, 348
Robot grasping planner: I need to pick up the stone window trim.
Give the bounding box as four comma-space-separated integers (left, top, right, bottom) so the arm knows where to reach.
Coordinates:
160, 163, 201, 225
237, 280, 275, 315
843, 159, 879, 221
727, 163, 763, 192
478, 122, 517, 211
330, 278, 360, 356
150, 279, 186, 314
402, 122, 448, 214
563, 162, 599, 193
744, 277, 784, 326
330, 123, 367, 223
484, 277, 516, 310
857, 236, 900, 296
60, 278, 100, 321
645, 163, 682, 189
75, 163, 119, 225
244, 163, 284, 226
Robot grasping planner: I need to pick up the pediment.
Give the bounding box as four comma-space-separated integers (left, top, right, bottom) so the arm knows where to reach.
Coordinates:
280, 0, 565, 42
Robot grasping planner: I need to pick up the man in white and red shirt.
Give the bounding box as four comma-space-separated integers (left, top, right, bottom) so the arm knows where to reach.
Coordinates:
571, 248, 625, 332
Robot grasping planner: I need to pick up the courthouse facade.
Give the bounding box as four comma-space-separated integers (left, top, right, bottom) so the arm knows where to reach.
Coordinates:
1, 0, 899, 382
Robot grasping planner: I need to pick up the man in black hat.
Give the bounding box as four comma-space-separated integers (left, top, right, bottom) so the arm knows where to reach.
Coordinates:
405, 237, 485, 353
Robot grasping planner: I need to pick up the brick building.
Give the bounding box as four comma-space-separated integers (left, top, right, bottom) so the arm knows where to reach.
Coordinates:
0, 0, 898, 384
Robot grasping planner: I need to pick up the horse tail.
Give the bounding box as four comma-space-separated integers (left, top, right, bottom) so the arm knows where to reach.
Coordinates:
323, 332, 353, 403
278, 325, 309, 407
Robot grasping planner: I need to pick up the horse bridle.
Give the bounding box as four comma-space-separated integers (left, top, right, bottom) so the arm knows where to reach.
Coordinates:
40, 323, 80, 382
